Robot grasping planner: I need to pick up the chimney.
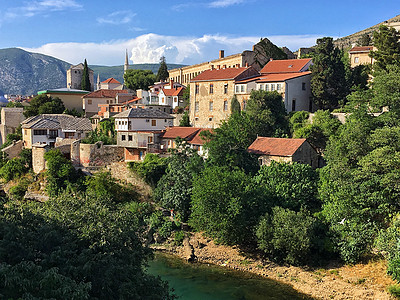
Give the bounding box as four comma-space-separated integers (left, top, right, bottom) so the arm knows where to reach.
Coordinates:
217, 65, 220, 70
219, 50, 225, 59
236, 64, 240, 68
211, 65, 214, 70
245, 62, 249, 67
170, 78, 174, 89
223, 65, 226, 69
270, 58, 273, 61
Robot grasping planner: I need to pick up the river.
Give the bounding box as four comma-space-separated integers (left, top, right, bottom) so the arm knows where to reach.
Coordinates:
147, 253, 313, 300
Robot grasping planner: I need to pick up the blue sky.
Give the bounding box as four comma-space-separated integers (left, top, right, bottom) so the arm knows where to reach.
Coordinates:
0, 0, 398, 65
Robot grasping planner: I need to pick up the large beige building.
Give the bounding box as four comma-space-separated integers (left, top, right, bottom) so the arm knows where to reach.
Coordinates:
348, 46, 376, 68
67, 63, 94, 91
37, 88, 89, 112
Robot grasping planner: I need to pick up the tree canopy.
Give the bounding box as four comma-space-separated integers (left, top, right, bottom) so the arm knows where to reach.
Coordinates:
124, 69, 156, 91
81, 59, 91, 91
370, 25, 400, 71
24, 94, 65, 118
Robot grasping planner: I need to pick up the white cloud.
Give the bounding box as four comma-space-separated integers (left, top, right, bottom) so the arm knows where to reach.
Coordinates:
5, 0, 82, 19
97, 11, 136, 25
208, 0, 246, 8
22, 33, 323, 66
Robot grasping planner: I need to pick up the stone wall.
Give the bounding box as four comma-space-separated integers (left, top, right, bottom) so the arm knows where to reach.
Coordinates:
32, 144, 49, 174
71, 141, 124, 167
1, 140, 23, 159
0, 107, 25, 145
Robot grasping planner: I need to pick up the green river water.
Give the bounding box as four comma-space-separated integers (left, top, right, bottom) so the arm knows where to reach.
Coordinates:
147, 253, 313, 300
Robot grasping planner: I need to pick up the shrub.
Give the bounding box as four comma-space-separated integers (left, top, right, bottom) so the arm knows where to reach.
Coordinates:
9, 178, 30, 200
158, 220, 173, 239
256, 206, 317, 265
128, 154, 167, 187
0, 158, 28, 181
174, 231, 185, 245
388, 285, 400, 298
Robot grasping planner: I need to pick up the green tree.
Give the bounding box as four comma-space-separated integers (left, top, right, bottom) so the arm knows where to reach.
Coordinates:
190, 166, 261, 245
370, 25, 400, 72
357, 33, 372, 46
182, 85, 190, 108
128, 154, 167, 187
256, 207, 317, 265
179, 111, 190, 126
156, 56, 169, 82
371, 64, 400, 111
231, 95, 241, 114
81, 59, 91, 91
124, 69, 156, 91
154, 139, 203, 221
24, 94, 65, 118
310, 37, 348, 110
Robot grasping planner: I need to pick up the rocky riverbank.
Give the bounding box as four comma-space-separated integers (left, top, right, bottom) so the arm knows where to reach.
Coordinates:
151, 232, 395, 300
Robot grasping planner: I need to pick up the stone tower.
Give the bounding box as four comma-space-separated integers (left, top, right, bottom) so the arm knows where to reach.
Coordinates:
97, 73, 101, 90
124, 49, 129, 73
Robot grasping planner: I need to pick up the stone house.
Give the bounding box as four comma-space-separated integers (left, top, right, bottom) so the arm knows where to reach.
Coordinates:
82, 89, 133, 117
348, 46, 375, 68
114, 108, 174, 161
67, 63, 94, 91
158, 86, 185, 109
189, 66, 259, 128
247, 137, 319, 169
22, 114, 92, 148
0, 107, 25, 145
99, 77, 124, 90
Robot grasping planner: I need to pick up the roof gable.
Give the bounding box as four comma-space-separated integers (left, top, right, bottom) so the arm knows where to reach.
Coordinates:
161, 127, 201, 139
161, 87, 185, 97
191, 67, 257, 82
248, 137, 307, 156
83, 89, 128, 98
260, 58, 312, 74
113, 107, 174, 119
102, 77, 121, 84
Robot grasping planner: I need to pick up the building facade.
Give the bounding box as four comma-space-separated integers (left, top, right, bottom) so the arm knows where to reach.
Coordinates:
67, 63, 94, 91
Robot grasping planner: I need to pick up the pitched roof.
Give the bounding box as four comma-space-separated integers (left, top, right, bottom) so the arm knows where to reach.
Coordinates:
260, 58, 312, 74
102, 77, 121, 84
247, 137, 307, 156
82, 89, 128, 98
189, 128, 211, 145
21, 114, 91, 131
161, 127, 200, 139
191, 67, 251, 82
161, 87, 185, 97
113, 107, 174, 119
255, 71, 311, 83
349, 46, 374, 53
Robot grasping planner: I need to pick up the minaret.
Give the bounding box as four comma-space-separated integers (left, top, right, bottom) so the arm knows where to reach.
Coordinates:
97, 73, 101, 90
124, 49, 129, 73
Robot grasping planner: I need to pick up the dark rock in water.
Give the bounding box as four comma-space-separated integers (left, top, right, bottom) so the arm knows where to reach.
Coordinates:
183, 238, 196, 262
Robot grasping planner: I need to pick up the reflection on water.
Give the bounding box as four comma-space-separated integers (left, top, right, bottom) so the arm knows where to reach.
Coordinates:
147, 253, 312, 300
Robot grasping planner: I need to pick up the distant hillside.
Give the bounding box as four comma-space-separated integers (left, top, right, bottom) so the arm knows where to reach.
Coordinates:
0, 48, 186, 96
0, 48, 71, 96
90, 63, 186, 84
334, 14, 400, 49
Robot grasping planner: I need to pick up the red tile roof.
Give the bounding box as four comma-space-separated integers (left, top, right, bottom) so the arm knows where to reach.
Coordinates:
255, 71, 311, 83
191, 67, 251, 82
102, 77, 121, 84
189, 129, 211, 145
161, 87, 185, 97
260, 59, 312, 74
83, 89, 128, 98
248, 137, 307, 156
124, 97, 140, 104
349, 46, 374, 53
161, 127, 201, 139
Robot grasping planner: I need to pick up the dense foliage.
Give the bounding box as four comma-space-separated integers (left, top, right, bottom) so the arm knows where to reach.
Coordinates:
81, 59, 91, 91
370, 25, 400, 71
124, 69, 156, 91
156, 56, 169, 82
24, 94, 65, 118
128, 153, 167, 187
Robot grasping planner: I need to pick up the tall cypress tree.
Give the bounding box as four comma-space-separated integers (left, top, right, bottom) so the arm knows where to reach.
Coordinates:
156, 56, 169, 82
81, 59, 91, 91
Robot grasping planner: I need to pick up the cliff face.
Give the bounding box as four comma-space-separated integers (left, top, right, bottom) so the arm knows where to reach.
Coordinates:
334, 15, 400, 49
0, 48, 71, 96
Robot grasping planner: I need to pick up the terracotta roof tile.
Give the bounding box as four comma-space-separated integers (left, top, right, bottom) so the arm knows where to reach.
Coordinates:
161, 127, 201, 139
260, 58, 312, 74
161, 87, 185, 97
189, 128, 211, 145
349, 46, 374, 53
191, 67, 251, 82
248, 137, 307, 156
255, 71, 311, 83
102, 77, 121, 84
83, 89, 128, 98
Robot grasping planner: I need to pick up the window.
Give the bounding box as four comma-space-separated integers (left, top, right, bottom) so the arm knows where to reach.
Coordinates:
162, 97, 165, 103
151, 120, 156, 126
241, 85, 245, 93
259, 84, 264, 91
265, 84, 269, 91
195, 101, 199, 112
208, 117, 213, 121
277, 84, 281, 91
88, 99, 92, 105
148, 136, 153, 143
121, 135, 126, 141
271, 84, 275, 91
146, 119, 150, 123
292, 98, 296, 111
209, 101, 213, 111
128, 135, 132, 141
33, 129, 47, 135
302, 82, 306, 91
49, 130, 58, 138
65, 132, 74, 139
195, 84, 199, 94
224, 84, 228, 94
223, 100, 228, 111
354, 57, 359, 63
235, 85, 240, 93
210, 84, 214, 94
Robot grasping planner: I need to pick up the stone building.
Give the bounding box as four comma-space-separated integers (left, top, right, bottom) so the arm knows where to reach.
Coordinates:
99, 78, 124, 90
248, 137, 319, 168
189, 66, 259, 128
0, 107, 25, 145
82, 89, 133, 117
67, 63, 94, 91
348, 46, 376, 68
